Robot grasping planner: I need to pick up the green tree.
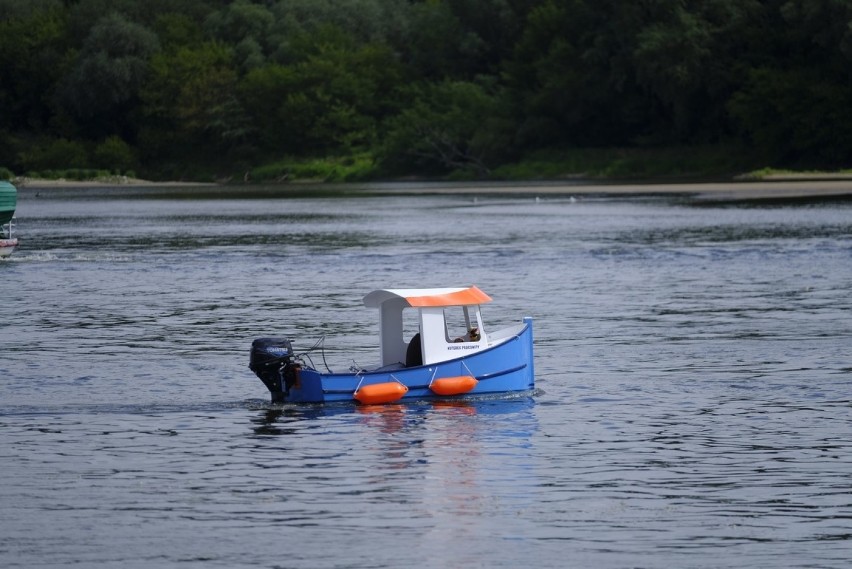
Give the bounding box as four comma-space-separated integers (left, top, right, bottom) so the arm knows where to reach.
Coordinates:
139, 42, 249, 171
0, 1, 70, 136
728, 66, 852, 166
443, 0, 529, 74
3, 0, 852, 178
58, 13, 160, 138
65, 0, 216, 37
631, 0, 760, 141
504, 0, 761, 149
151, 13, 205, 51
93, 135, 138, 172
267, 0, 411, 63
204, 0, 275, 71
504, 0, 641, 147
381, 80, 512, 176
780, 0, 852, 62
241, 31, 403, 155
18, 138, 89, 172
727, 1, 852, 165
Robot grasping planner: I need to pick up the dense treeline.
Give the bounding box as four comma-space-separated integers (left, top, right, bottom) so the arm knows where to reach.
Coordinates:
1, 0, 852, 181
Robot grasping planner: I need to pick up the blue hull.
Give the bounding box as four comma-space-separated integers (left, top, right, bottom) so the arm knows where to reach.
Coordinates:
287, 318, 534, 403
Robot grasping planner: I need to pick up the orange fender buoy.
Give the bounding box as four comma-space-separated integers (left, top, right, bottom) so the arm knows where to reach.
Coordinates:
354, 381, 408, 405
429, 375, 478, 396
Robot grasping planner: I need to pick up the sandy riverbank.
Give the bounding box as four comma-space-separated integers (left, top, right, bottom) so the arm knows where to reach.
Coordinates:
13, 176, 852, 201
362, 177, 852, 201
13, 176, 214, 188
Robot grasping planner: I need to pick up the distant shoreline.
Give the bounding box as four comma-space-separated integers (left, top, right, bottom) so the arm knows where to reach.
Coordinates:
13, 176, 852, 201
14, 176, 214, 189
390, 178, 852, 201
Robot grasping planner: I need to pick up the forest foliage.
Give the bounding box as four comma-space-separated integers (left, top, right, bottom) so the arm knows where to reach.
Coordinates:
2, 0, 852, 181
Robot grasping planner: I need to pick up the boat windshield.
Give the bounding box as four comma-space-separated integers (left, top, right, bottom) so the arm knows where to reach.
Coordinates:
443, 305, 481, 343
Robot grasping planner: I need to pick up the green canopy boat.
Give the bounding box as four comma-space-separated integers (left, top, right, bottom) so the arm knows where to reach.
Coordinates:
0, 181, 18, 257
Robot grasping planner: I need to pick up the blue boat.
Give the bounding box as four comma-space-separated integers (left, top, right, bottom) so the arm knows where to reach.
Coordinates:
249, 286, 535, 404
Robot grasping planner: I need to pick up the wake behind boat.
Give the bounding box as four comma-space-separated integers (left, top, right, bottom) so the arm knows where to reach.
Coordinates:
249, 286, 534, 404
0, 181, 17, 258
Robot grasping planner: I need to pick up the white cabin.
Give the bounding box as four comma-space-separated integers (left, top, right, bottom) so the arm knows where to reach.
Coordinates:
362, 286, 493, 367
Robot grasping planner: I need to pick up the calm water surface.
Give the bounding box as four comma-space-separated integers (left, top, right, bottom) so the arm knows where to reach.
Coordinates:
2, 185, 851, 568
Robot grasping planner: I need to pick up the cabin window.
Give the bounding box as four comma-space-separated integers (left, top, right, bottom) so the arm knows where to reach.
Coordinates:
444, 306, 479, 343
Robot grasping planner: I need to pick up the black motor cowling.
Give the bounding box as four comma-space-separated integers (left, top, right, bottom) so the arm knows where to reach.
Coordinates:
249, 337, 299, 402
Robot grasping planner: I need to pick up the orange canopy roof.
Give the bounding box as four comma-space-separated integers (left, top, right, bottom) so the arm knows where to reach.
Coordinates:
363, 286, 492, 308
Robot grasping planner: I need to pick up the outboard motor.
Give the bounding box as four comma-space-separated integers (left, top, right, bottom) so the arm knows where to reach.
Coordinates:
249, 337, 300, 402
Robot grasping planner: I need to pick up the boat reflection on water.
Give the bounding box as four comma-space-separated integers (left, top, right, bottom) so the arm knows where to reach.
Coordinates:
355, 399, 479, 432
247, 395, 538, 564
251, 395, 536, 437
249, 396, 538, 501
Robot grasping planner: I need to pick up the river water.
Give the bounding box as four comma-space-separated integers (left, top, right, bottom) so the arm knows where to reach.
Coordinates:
2, 184, 851, 568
